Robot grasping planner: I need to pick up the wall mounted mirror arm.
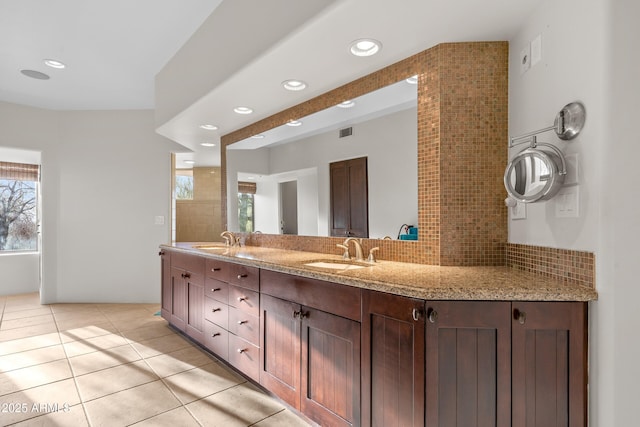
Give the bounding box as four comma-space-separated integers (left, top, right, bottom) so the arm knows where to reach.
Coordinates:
504, 102, 586, 204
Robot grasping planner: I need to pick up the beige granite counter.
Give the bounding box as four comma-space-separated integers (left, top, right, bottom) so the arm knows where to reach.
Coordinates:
161, 242, 598, 302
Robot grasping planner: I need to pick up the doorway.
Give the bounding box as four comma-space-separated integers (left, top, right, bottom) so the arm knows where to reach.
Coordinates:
279, 180, 298, 235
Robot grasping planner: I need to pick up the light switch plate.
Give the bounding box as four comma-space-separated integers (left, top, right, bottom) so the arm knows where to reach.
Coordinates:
531, 34, 542, 66
564, 153, 579, 185
154, 215, 165, 225
555, 186, 579, 218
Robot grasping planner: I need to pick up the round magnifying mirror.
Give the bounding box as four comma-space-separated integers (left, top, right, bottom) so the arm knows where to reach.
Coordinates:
504, 148, 565, 203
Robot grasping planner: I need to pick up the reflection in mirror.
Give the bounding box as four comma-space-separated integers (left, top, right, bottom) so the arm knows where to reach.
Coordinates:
226, 79, 418, 239
504, 148, 565, 203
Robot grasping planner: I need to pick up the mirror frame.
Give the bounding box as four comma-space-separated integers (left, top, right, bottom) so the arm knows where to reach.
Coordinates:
220, 42, 509, 266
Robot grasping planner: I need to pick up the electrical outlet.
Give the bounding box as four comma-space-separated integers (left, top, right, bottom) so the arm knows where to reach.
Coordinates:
520, 44, 531, 74
154, 215, 165, 225
511, 202, 527, 220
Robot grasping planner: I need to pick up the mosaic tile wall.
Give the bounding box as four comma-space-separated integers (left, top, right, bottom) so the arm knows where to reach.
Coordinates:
506, 243, 595, 289
221, 41, 509, 267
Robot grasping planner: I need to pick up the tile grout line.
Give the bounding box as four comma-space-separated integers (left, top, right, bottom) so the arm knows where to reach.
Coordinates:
51, 306, 95, 427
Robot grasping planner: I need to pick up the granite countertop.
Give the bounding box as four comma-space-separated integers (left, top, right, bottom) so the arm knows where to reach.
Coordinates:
161, 242, 598, 302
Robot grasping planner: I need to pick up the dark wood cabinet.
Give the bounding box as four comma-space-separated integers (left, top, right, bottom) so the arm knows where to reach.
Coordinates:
168, 253, 205, 341
362, 290, 425, 427
260, 270, 361, 427
511, 302, 587, 427
330, 156, 369, 238
159, 250, 171, 322
425, 301, 512, 427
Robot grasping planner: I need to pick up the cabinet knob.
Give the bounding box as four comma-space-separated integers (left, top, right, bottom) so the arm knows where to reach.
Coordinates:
212, 267, 221, 272
211, 288, 221, 292
237, 297, 247, 302
212, 332, 220, 337
237, 348, 246, 354
514, 309, 527, 325
293, 310, 300, 319
237, 320, 247, 325
237, 274, 248, 279
158, 251, 165, 256
183, 272, 191, 279
427, 308, 438, 323
412, 308, 422, 321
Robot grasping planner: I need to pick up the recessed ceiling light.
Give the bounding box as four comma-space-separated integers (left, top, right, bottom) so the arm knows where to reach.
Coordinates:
234, 106, 253, 115
286, 120, 302, 127
349, 39, 382, 57
406, 75, 418, 84
20, 69, 50, 80
336, 100, 355, 108
44, 59, 65, 69
184, 160, 195, 164
200, 142, 216, 147
251, 134, 265, 139
282, 80, 307, 91
199, 124, 218, 130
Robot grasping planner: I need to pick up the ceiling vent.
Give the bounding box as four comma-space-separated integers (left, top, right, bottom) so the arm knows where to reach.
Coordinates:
339, 127, 353, 138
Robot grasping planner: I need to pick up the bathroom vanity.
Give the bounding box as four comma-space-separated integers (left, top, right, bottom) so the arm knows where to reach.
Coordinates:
159, 243, 595, 427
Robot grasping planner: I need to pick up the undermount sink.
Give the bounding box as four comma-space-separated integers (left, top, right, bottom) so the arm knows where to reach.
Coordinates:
192, 244, 228, 250
303, 259, 372, 271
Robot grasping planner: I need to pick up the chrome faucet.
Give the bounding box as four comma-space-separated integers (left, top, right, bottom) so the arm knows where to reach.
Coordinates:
343, 237, 364, 261
221, 231, 238, 247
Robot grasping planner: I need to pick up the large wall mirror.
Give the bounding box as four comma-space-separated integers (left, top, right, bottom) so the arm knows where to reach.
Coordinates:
225, 79, 418, 240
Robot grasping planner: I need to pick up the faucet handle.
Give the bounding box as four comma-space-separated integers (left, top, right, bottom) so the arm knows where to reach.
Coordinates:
368, 247, 379, 263
336, 244, 350, 259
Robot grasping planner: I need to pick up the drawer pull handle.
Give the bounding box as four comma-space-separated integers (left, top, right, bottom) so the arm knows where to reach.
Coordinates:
412, 308, 422, 321
211, 288, 221, 292
237, 348, 246, 354
181, 272, 191, 279
158, 251, 165, 256
212, 267, 221, 272
237, 297, 247, 302
427, 308, 438, 323
237, 274, 248, 279
212, 308, 221, 313
294, 310, 309, 320
212, 332, 220, 337
514, 309, 527, 325
237, 320, 247, 325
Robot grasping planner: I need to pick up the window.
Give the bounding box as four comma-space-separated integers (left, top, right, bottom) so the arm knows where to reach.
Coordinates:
0, 162, 39, 252
175, 169, 193, 200
238, 181, 256, 233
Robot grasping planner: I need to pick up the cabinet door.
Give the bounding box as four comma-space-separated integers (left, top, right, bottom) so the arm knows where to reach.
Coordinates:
169, 267, 187, 331
301, 307, 361, 427
260, 294, 301, 409
511, 302, 587, 427
185, 272, 205, 343
362, 290, 425, 427
425, 301, 512, 427
160, 251, 171, 321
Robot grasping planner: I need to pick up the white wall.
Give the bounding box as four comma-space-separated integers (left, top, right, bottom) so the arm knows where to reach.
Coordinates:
0, 102, 181, 303
228, 107, 418, 238
509, 0, 640, 425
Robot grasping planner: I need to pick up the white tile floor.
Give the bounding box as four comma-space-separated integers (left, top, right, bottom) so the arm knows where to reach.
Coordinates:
0, 293, 310, 427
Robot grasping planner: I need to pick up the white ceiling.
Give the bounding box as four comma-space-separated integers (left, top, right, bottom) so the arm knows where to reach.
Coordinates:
0, 0, 543, 168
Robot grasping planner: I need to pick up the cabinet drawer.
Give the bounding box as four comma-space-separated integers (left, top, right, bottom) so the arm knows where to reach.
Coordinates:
228, 335, 259, 383
205, 278, 228, 303
261, 270, 361, 322
172, 252, 205, 274
228, 263, 259, 291
204, 320, 228, 361
206, 258, 230, 282
204, 296, 228, 329
228, 285, 260, 317
228, 307, 259, 345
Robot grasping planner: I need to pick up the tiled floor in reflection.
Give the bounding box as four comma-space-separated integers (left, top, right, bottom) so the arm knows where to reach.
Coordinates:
0, 293, 310, 427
